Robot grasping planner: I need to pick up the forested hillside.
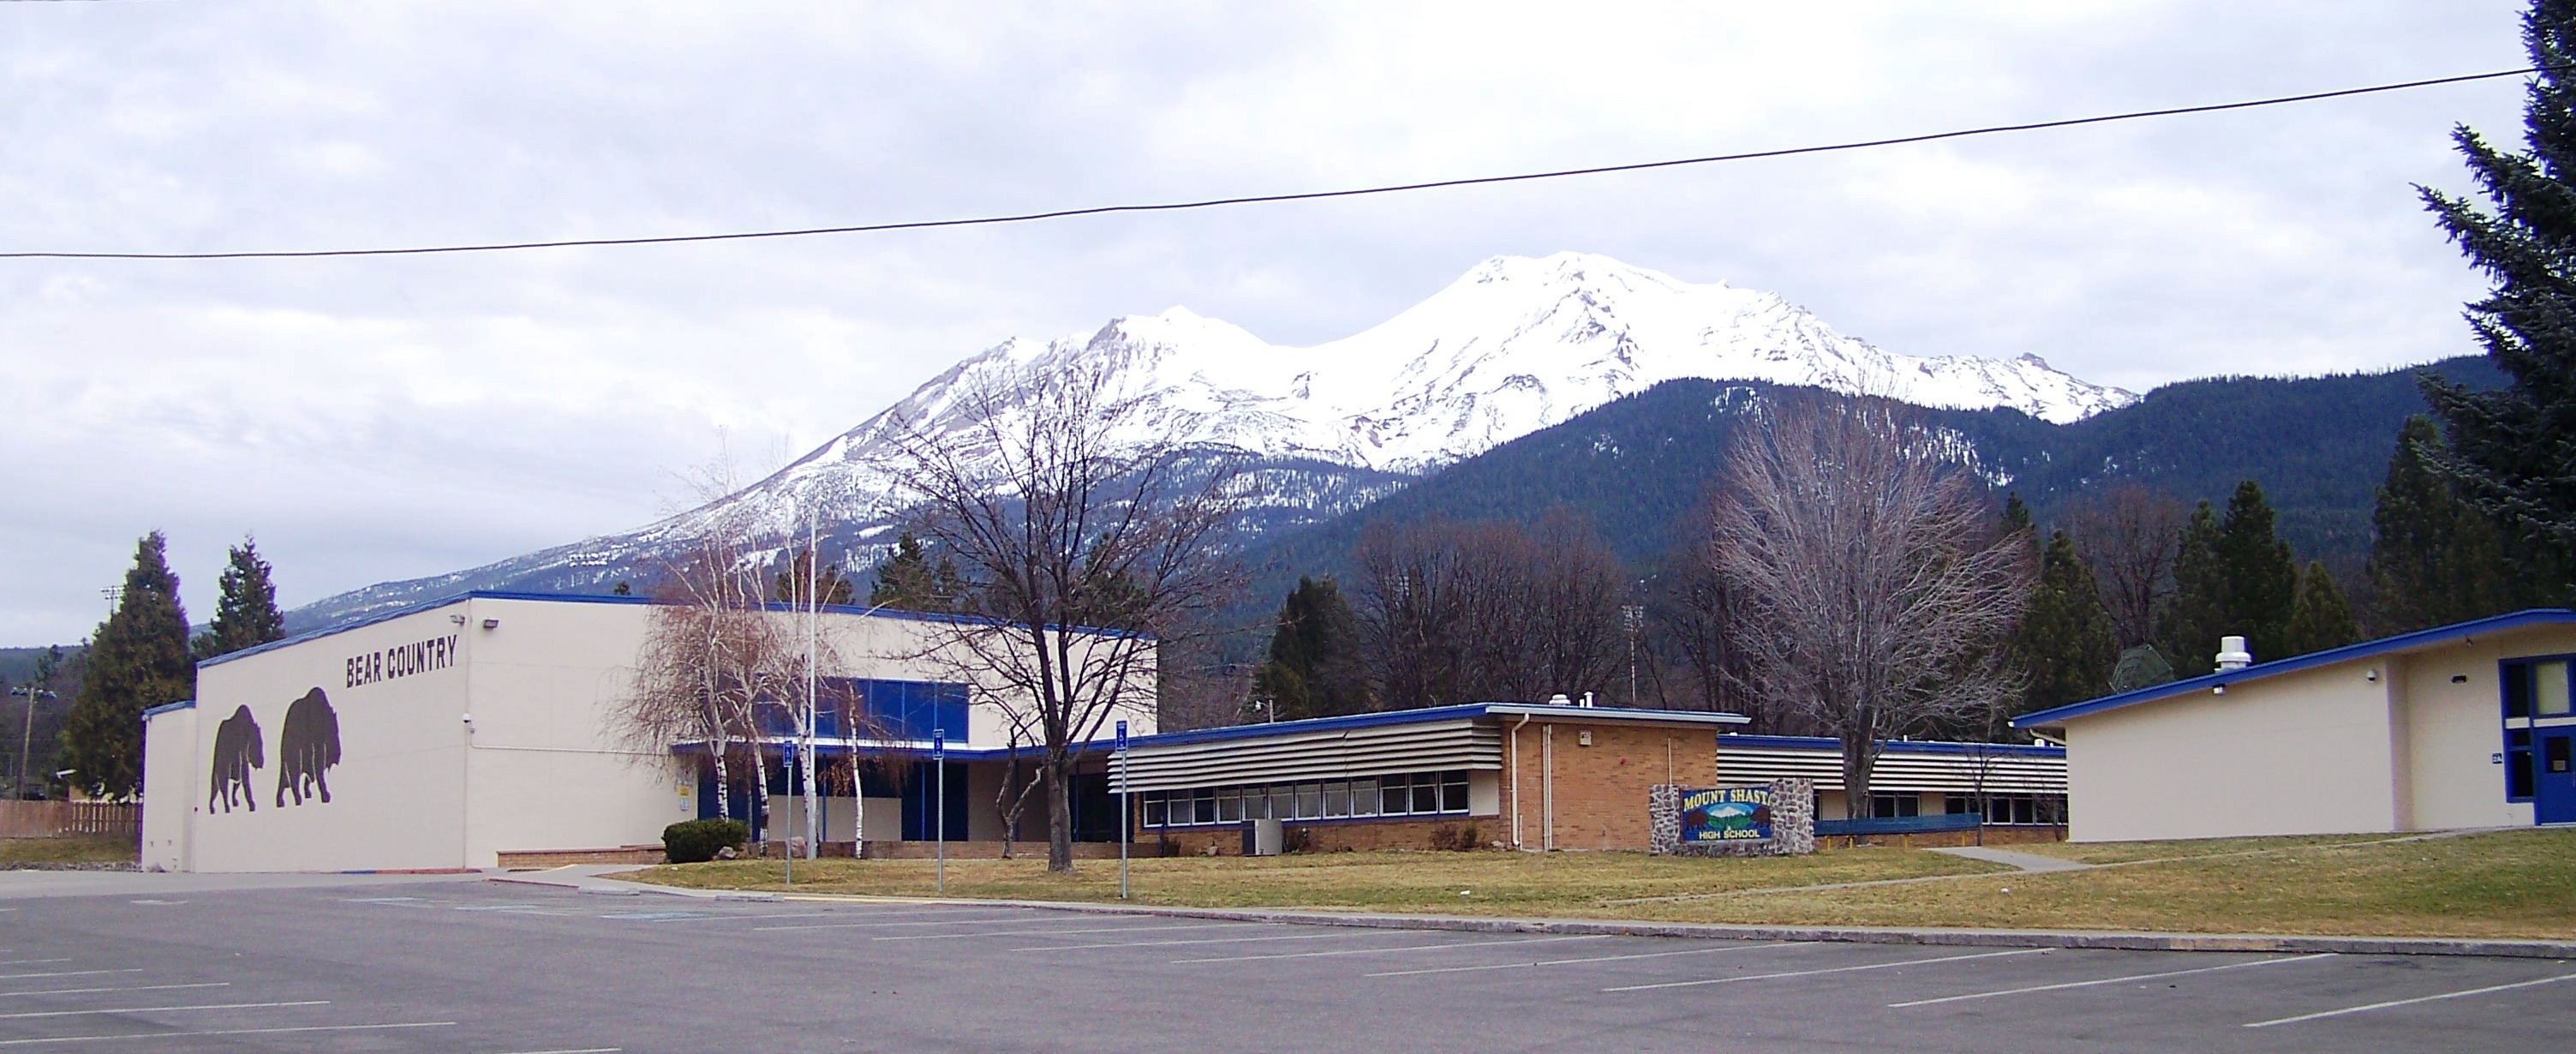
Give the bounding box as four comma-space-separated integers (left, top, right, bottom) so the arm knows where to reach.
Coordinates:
1238, 356, 2506, 612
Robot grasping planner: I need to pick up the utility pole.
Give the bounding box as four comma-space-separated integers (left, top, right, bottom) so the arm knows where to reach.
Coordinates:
1621, 604, 1645, 708
6, 682, 56, 800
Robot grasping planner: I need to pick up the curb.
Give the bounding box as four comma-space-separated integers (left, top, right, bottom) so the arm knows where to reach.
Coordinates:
689, 889, 2576, 961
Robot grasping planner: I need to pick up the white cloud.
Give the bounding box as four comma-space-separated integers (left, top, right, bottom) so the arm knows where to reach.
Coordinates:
0, 0, 2539, 642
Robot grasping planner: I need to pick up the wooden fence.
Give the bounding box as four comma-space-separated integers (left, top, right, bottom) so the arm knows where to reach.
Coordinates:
0, 800, 138, 838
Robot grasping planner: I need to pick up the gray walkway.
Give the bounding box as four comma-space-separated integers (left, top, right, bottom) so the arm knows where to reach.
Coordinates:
1929, 845, 2096, 872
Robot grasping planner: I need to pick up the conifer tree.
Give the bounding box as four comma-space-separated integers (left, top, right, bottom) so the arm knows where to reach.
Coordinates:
59, 532, 191, 799
866, 532, 965, 613
2214, 481, 2301, 662
1251, 577, 1369, 722
190, 536, 285, 662
2368, 416, 2527, 633
772, 550, 855, 607
2419, 1, 2576, 589
2010, 530, 2118, 716
2283, 561, 2364, 657
2158, 500, 2226, 677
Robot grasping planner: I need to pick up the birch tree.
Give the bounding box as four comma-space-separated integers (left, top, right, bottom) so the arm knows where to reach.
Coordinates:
1709, 397, 2032, 818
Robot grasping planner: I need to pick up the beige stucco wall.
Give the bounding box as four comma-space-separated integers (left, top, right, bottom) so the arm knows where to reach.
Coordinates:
2064, 661, 2401, 842
139, 704, 195, 871
2061, 622, 2576, 841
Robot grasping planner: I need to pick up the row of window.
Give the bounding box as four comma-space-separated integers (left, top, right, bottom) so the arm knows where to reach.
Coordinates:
1142, 771, 1472, 828
1864, 792, 2066, 824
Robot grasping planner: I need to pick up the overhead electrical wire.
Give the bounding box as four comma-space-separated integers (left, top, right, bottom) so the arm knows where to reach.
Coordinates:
1, 63, 2552, 261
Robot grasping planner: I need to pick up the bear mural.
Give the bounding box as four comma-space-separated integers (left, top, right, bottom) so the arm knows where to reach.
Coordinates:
274, 687, 342, 806
206, 705, 264, 813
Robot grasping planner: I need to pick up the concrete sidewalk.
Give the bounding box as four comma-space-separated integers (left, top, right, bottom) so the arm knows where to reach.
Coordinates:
1928, 845, 2095, 872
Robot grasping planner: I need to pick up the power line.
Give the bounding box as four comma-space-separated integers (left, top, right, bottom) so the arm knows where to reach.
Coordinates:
3, 64, 2547, 261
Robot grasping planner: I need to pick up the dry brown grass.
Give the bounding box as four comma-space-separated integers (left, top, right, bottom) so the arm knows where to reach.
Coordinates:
619, 843, 1999, 912
0, 835, 136, 865
618, 828, 2576, 939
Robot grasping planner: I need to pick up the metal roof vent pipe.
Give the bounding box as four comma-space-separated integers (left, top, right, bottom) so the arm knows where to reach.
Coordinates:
1547, 693, 1574, 706
2215, 635, 2253, 672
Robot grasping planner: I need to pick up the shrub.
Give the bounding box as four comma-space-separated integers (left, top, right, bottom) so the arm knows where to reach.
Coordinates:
663, 818, 749, 864
1430, 822, 1484, 852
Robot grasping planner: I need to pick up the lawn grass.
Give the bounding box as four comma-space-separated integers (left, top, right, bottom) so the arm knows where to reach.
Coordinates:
621, 843, 2002, 912
0, 834, 137, 865
618, 827, 2576, 940
1613, 827, 2576, 939
2002, 833, 2400, 865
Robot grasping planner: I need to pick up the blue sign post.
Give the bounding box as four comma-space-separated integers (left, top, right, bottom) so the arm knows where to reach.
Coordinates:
1115, 720, 1130, 900
932, 728, 947, 895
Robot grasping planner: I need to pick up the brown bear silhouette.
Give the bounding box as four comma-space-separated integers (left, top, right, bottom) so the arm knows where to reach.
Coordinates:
206, 705, 263, 813
275, 687, 341, 806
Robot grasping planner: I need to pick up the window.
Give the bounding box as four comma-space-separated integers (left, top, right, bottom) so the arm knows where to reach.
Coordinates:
1870, 793, 1919, 818
1140, 770, 1478, 826
2508, 728, 2536, 801
2543, 662, 2573, 717
2550, 736, 2573, 776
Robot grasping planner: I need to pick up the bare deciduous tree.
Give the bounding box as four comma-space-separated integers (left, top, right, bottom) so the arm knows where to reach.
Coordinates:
876, 358, 1252, 873
1710, 397, 2033, 818
613, 498, 790, 842
1353, 511, 1625, 708
2065, 483, 2189, 651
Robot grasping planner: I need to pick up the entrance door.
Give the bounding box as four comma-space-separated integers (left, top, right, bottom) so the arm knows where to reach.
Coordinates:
2538, 731, 2576, 825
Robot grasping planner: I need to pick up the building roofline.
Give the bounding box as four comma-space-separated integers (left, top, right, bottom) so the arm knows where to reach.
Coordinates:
142, 699, 195, 718
1717, 733, 2065, 758
200, 589, 1147, 670
2011, 608, 2576, 729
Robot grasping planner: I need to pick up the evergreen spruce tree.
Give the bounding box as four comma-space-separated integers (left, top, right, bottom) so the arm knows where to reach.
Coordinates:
866, 532, 965, 613
2158, 500, 2226, 677
2108, 645, 2177, 693
2367, 416, 2525, 633
1250, 578, 1368, 722
59, 532, 191, 799
2214, 481, 2301, 663
2010, 530, 2118, 716
2283, 561, 2364, 657
2419, 0, 2576, 595
190, 536, 285, 662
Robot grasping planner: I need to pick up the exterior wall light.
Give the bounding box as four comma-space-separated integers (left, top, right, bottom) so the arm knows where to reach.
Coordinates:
2212, 685, 2226, 696
481, 619, 500, 630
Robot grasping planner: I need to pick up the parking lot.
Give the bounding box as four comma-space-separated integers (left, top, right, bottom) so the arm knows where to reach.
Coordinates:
0, 872, 2564, 1051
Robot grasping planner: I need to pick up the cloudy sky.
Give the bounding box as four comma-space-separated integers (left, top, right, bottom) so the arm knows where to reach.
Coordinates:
0, 0, 2537, 644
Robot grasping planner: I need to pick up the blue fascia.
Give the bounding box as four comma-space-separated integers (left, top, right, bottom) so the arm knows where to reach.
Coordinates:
141, 699, 195, 718
199, 588, 1148, 671
2011, 607, 2576, 730
1717, 733, 2065, 758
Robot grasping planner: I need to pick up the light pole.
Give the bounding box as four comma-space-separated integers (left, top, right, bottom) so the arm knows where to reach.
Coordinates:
6, 684, 55, 800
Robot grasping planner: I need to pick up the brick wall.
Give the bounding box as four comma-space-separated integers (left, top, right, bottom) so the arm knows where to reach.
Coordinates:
1141, 817, 1497, 856
1501, 719, 1717, 851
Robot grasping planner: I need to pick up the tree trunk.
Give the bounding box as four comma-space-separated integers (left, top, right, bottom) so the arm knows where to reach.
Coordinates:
1840, 728, 1878, 821
1044, 758, 1075, 874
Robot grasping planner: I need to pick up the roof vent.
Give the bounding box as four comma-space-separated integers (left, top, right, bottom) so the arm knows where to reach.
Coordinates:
1546, 693, 1573, 706
2215, 636, 2252, 672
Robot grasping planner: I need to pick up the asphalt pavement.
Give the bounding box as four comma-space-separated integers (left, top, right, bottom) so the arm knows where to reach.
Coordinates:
0, 870, 2564, 1051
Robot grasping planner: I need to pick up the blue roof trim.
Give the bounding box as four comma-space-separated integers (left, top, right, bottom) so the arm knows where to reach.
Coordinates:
2011, 608, 2576, 729
669, 703, 1746, 759
142, 699, 195, 718
200, 588, 1147, 670
1718, 733, 2064, 758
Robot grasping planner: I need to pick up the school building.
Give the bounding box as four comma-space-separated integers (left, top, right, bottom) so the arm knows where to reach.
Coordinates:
2012, 608, 2576, 842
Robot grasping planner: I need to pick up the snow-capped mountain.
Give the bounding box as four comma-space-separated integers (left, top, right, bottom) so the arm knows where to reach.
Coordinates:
286, 252, 2134, 629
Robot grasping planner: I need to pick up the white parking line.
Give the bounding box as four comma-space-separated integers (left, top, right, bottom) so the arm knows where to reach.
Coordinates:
0, 983, 228, 999
1176, 933, 1611, 965
1017, 931, 1398, 952
0, 1021, 455, 1046
750, 913, 1036, 931
690, 907, 1023, 925
874, 922, 1264, 943
1891, 953, 2338, 1008
1605, 948, 2047, 992
0, 960, 70, 967
1367, 941, 1813, 978
0, 999, 326, 1021
0, 970, 140, 981
481, 1048, 621, 1053
2244, 971, 2576, 1028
